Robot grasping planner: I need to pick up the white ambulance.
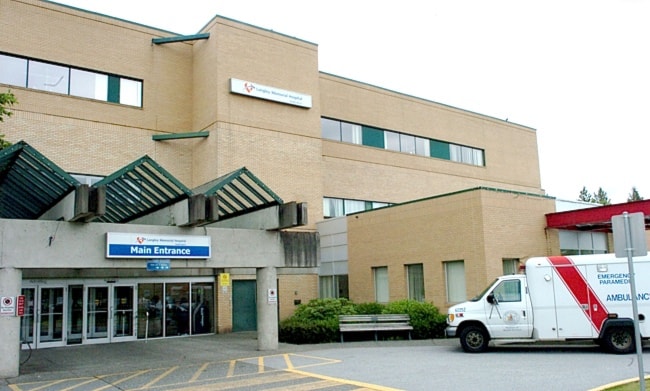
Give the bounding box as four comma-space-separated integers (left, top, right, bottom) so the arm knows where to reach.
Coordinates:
446, 254, 650, 353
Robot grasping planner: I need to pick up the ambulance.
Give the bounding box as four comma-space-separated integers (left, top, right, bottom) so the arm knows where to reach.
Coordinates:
446, 254, 650, 353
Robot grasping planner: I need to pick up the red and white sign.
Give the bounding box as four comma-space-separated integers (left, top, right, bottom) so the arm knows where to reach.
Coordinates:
0, 296, 15, 316
267, 289, 278, 304
16, 295, 25, 317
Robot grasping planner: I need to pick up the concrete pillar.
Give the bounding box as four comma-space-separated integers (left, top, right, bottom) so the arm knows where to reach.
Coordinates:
0, 267, 22, 378
256, 266, 278, 350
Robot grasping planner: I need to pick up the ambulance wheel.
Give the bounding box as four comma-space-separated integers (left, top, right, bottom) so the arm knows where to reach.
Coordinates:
460, 325, 489, 353
603, 327, 635, 354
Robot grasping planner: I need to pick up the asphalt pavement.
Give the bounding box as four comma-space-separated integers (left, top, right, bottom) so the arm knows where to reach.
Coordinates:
0, 334, 642, 391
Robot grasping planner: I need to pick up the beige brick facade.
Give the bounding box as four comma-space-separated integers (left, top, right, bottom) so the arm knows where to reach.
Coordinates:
347, 188, 556, 310
0, 0, 553, 325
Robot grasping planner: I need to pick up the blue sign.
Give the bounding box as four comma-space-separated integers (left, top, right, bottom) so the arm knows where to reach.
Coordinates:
147, 260, 171, 271
106, 233, 211, 259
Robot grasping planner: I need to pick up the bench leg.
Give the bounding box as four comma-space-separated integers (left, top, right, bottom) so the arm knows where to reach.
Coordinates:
374, 331, 378, 342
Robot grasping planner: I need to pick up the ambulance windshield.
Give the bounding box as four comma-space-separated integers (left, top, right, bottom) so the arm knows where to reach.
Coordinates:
470, 278, 499, 301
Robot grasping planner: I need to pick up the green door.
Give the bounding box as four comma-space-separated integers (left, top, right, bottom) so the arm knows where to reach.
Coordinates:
232, 280, 257, 331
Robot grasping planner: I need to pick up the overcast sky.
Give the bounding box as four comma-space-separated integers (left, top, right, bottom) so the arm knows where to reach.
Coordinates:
51, 0, 650, 204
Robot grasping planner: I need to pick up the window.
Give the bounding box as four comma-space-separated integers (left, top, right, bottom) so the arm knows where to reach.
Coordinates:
445, 260, 466, 303
373, 266, 389, 303
341, 122, 362, 144
400, 134, 416, 154
323, 198, 344, 218
0, 54, 27, 86
450, 144, 485, 166
319, 275, 349, 299
323, 197, 392, 218
384, 131, 400, 152
320, 116, 485, 167
491, 280, 521, 302
344, 199, 365, 215
120, 78, 143, 107
321, 118, 341, 141
415, 137, 430, 157
0, 53, 142, 107
28, 60, 69, 94
70, 69, 108, 100
560, 231, 608, 255
406, 264, 424, 301
502, 258, 520, 275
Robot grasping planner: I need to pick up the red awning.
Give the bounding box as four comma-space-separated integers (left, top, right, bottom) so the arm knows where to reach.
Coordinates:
546, 199, 650, 231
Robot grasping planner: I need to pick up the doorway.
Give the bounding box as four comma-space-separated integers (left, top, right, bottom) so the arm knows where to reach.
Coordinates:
232, 280, 257, 331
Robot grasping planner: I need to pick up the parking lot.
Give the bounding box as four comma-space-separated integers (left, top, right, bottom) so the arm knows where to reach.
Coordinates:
2, 333, 647, 391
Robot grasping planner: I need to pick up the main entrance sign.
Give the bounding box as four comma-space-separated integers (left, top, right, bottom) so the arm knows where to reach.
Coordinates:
106, 233, 211, 259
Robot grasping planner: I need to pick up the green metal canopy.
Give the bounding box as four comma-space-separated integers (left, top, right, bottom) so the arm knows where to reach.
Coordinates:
0, 142, 285, 224
193, 167, 283, 221
94, 155, 192, 223
0, 141, 80, 219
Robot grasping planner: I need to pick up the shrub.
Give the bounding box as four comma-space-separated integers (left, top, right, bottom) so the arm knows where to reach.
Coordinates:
279, 298, 448, 344
383, 300, 447, 339
279, 298, 354, 344
353, 302, 385, 314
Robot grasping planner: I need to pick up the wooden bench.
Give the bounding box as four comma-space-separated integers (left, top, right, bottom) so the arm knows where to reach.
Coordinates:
339, 314, 413, 342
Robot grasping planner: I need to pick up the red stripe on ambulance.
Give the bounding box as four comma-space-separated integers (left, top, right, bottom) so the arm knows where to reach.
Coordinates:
548, 256, 609, 332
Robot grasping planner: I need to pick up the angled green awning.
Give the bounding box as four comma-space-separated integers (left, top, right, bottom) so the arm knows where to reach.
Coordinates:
0, 141, 79, 219
193, 167, 283, 221
94, 156, 192, 223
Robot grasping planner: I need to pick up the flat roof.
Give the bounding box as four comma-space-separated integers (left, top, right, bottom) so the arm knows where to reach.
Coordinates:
545, 199, 650, 232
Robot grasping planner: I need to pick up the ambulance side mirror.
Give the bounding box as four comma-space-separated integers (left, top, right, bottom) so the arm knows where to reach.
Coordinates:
487, 293, 497, 305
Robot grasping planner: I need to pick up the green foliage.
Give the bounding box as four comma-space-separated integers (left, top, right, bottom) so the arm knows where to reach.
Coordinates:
354, 302, 385, 314
290, 298, 356, 321
279, 317, 339, 344
0, 91, 17, 122
383, 300, 448, 339
0, 90, 17, 150
279, 298, 354, 344
578, 186, 593, 202
279, 298, 448, 344
628, 186, 644, 202
578, 186, 611, 205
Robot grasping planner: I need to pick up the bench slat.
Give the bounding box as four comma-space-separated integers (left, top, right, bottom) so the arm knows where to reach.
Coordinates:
338, 314, 412, 342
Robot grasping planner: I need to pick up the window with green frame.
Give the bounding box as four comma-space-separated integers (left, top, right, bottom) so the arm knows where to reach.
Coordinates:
0, 52, 142, 107
321, 117, 484, 166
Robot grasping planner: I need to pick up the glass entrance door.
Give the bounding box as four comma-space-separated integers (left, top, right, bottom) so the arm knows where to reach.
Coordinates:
86, 284, 137, 344
37, 286, 66, 348
112, 285, 136, 341
86, 286, 109, 342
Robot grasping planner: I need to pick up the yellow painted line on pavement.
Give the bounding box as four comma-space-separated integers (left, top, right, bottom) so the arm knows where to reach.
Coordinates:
258, 356, 265, 373
164, 371, 302, 391
189, 362, 210, 382
226, 359, 237, 377
283, 353, 294, 370
60, 377, 97, 391
94, 369, 152, 390
8, 378, 69, 391
286, 353, 342, 369
141, 365, 178, 388
286, 368, 404, 391
263, 379, 340, 391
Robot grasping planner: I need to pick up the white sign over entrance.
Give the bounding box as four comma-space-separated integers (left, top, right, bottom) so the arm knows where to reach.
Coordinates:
230, 78, 312, 108
106, 233, 211, 259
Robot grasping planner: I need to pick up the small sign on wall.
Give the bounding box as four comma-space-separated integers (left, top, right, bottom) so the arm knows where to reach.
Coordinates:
1, 296, 15, 316
267, 289, 278, 304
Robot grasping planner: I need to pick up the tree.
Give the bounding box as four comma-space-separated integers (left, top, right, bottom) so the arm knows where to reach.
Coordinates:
628, 186, 644, 202
578, 186, 593, 203
592, 187, 611, 205
0, 90, 17, 150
